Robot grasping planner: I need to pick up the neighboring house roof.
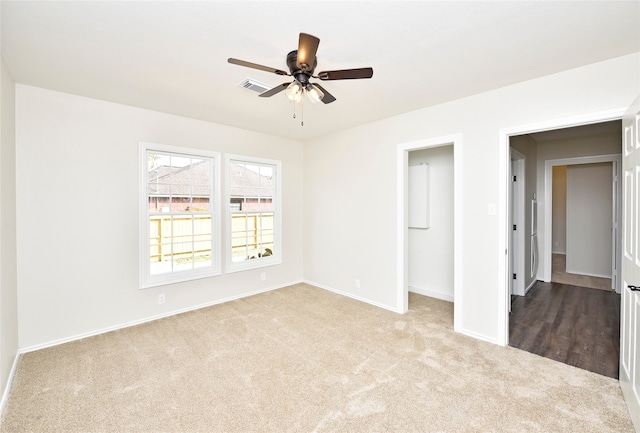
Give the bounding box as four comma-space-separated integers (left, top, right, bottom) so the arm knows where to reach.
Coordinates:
148, 159, 211, 198
229, 163, 273, 199
148, 161, 272, 199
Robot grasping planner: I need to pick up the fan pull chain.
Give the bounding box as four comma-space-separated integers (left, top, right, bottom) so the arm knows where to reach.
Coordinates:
292, 102, 304, 126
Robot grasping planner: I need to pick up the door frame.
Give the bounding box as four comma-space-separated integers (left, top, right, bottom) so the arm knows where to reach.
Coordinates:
497, 108, 626, 346
396, 134, 463, 332
509, 148, 526, 298
542, 154, 621, 291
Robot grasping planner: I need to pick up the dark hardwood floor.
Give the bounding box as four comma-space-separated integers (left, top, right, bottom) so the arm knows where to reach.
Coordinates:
509, 281, 620, 379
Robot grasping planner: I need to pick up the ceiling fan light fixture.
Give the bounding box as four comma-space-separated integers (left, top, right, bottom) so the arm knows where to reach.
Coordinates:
305, 84, 324, 104
285, 81, 303, 102
229, 32, 374, 110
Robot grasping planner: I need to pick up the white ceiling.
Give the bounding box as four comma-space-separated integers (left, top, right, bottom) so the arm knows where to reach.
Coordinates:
2, 1, 639, 141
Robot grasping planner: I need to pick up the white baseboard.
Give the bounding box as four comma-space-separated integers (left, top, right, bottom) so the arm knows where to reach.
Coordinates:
302, 279, 402, 314
457, 327, 502, 346
565, 268, 612, 279
408, 285, 454, 303
0, 352, 20, 417
20, 280, 304, 354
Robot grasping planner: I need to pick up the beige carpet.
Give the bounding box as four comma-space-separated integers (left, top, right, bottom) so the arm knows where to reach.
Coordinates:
552, 253, 613, 291
0, 283, 633, 432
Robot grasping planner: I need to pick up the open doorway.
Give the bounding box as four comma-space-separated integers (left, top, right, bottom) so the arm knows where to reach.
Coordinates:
396, 134, 462, 332
546, 157, 620, 292
506, 120, 622, 378
407, 146, 454, 302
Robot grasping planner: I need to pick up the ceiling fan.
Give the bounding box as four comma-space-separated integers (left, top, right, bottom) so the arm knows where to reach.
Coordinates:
228, 32, 373, 105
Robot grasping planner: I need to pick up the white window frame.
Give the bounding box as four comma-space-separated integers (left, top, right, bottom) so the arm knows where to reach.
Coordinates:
139, 141, 221, 288
225, 154, 282, 273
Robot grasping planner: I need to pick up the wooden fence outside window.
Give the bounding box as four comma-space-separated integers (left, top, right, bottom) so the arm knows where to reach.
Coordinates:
149, 213, 274, 264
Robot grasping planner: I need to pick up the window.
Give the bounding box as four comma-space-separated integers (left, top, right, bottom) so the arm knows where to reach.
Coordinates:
226, 155, 282, 272
140, 142, 220, 288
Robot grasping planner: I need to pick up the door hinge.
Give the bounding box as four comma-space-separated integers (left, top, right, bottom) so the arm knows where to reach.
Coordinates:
513, 273, 517, 280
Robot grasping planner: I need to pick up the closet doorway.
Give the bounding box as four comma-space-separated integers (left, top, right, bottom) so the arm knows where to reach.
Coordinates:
396, 134, 462, 332
407, 145, 454, 302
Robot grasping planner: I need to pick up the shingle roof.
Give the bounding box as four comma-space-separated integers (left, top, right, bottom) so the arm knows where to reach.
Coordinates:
148, 159, 211, 197
229, 163, 273, 198
147, 161, 272, 198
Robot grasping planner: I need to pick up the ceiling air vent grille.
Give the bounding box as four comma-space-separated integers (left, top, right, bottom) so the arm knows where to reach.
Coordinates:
239, 78, 271, 94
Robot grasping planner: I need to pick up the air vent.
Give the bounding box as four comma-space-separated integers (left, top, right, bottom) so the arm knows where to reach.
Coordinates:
238, 78, 271, 94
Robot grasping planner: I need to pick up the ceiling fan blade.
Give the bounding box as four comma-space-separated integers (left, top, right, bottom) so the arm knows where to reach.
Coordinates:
258, 83, 289, 98
228, 58, 289, 76
317, 67, 374, 80
312, 83, 336, 104
297, 33, 320, 71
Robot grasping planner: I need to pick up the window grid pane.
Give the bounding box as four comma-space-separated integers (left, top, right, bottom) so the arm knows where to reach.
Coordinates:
230, 211, 275, 262
226, 156, 279, 272
147, 149, 216, 280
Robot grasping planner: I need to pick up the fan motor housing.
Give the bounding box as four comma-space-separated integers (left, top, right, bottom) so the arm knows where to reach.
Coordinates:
287, 50, 316, 84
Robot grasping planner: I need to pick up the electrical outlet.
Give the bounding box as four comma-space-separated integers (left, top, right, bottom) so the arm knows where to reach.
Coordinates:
355, 279, 361, 289
260, 272, 266, 281
158, 294, 166, 304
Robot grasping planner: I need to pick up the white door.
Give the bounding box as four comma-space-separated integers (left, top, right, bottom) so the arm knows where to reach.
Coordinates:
509, 149, 526, 298
613, 160, 621, 293
620, 97, 640, 430
509, 159, 515, 304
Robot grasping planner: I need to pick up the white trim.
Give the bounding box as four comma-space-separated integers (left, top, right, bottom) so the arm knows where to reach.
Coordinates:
304, 279, 403, 313
564, 269, 613, 279
0, 353, 20, 416
454, 138, 464, 334
396, 148, 409, 313
138, 141, 222, 289
501, 108, 627, 138
224, 154, 283, 274
509, 148, 526, 297
409, 285, 454, 303
457, 328, 501, 346
396, 134, 463, 333
498, 107, 627, 346
19, 280, 304, 354
543, 154, 621, 283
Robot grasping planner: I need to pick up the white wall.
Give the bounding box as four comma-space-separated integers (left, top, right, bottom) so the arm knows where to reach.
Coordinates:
407, 146, 454, 301
304, 53, 639, 343
15, 85, 304, 350
552, 165, 567, 254
566, 162, 613, 277
0, 58, 19, 400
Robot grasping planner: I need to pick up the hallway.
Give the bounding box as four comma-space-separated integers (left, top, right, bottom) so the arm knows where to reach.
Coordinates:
551, 253, 613, 291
